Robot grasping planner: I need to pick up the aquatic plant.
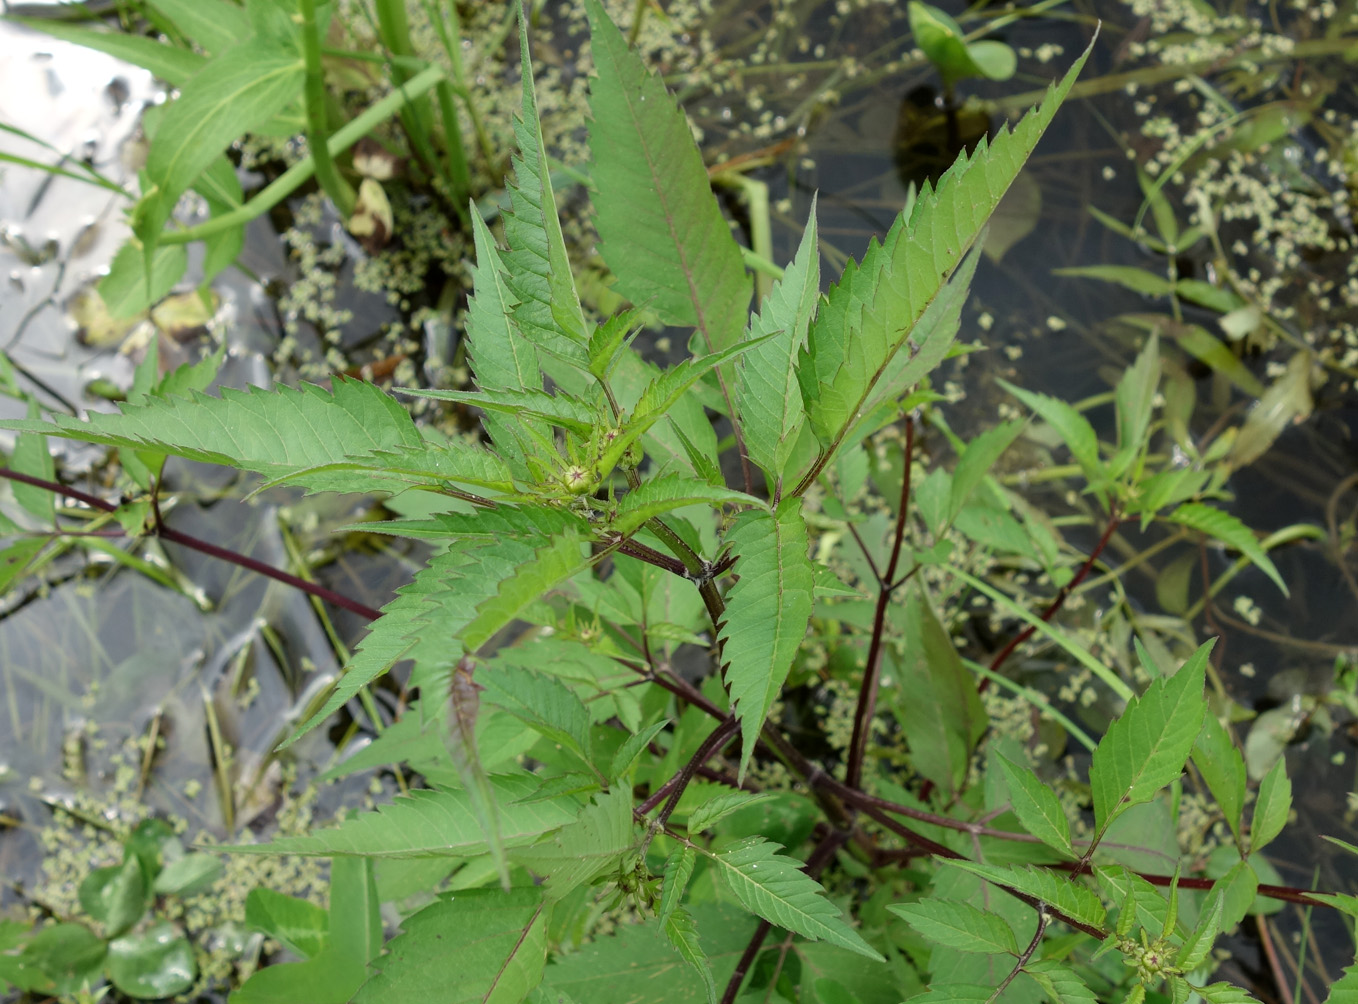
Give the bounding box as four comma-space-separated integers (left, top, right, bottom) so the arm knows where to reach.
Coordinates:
1, 3, 1354, 1003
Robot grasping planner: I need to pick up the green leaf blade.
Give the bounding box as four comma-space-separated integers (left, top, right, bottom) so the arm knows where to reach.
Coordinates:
583, 0, 752, 355
887, 900, 1018, 955
1088, 642, 1209, 835
705, 837, 881, 960
717, 499, 814, 780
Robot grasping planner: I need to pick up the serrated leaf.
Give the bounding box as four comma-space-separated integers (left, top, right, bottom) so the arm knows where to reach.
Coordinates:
461, 526, 594, 653
354, 888, 548, 1004
1197, 983, 1265, 1004
223, 777, 576, 858
2, 378, 424, 492
702, 837, 882, 959
998, 379, 1106, 491
148, 0, 249, 55
11, 401, 54, 522
1249, 756, 1291, 854
1109, 335, 1160, 479
794, 40, 1091, 468
887, 900, 1017, 955
262, 440, 518, 499
1089, 641, 1209, 837
1193, 714, 1247, 849
596, 338, 770, 478
611, 476, 759, 538
995, 753, 1073, 857
464, 210, 539, 388
480, 663, 597, 776
940, 861, 1107, 931
285, 516, 574, 746
687, 791, 773, 834
717, 499, 814, 780
1325, 965, 1358, 1004
136, 39, 303, 247
1166, 503, 1286, 596
404, 386, 599, 437
512, 790, 636, 899
546, 903, 759, 1004
244, 889, 327, 960
949, 420, 1024, 523
738, 201, 820, 479
500, 8, 589, 363
659, 844, 696, 925
584, 0, 751, 356
610, 719, 670, 781
1178, 878, 1224, 972
1023, 959, 1098, 1004
663, 909, 718, 1004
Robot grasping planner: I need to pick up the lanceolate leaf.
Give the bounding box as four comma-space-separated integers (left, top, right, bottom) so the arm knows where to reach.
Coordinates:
224, 778, 576, 858
939, 861, 1107, 931
2, 378, 424, 491
663, 909, 718, 1004
284, 515, 580, 746
997, 380, 1106, 493
717, 499, 814, 780
794, 42, 1091, 469
610, 476, 758, 538
702, 837, 882, 959
738, 202, 821, 481
1167, 503, 1287, 596
686, 791, 772, 835
995, 753, 1073, 857
503, 8, 589, 363
402, 387, 600, 437
260, 441, 517, 498
460, 526, 594, 653
479, 664, 597, 776
658, 844, 696, 925
1089, 642, 1209, 837
512, 791, 636, 899
1323, 964, 1358, 1004
354, 888, 548, 1004
1193, 714, 1248, 849
464, 209, 540, 394
1022, 960, 1098, 1004
583, 0, 751, 355
1249, 756, 1291, 855
135, 39, 303, 246
887, 900, 1018, 955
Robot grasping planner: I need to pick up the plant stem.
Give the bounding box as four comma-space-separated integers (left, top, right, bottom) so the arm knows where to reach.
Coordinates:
299, 0, 356, 216
160, 65, 446, 246
0, 468, 381, 620
844, 418, 913, 790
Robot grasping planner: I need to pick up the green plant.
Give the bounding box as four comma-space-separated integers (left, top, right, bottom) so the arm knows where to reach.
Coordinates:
8, 0, 480, 317
0, 818, 218, 999
1, 3, 1353, 1003
908, 2, 1016, 105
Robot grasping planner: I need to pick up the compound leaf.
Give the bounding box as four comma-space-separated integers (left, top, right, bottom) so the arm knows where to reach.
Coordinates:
479, 664, 597, 776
